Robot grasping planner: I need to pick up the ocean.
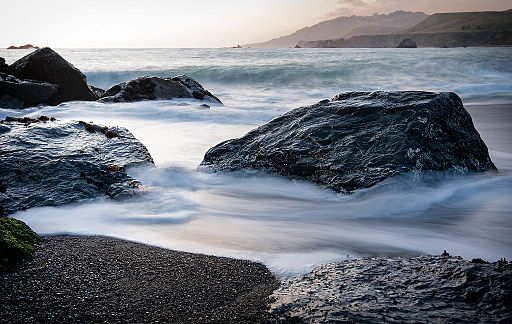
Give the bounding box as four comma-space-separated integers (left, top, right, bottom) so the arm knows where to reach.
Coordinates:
1, 47, 511, 276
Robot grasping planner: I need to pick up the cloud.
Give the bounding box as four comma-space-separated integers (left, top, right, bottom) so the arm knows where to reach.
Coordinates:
324, 0, 512, 18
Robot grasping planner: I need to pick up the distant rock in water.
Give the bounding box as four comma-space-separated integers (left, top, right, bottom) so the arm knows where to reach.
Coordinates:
201, 91, 496, 193
0, 117, 153, 216
7, 44, 39, 50
9, 47, 98, 105
397, 37, 417, 48
271, 256, 512, 323
99, 75, 222, 104
0, 72, 59, 109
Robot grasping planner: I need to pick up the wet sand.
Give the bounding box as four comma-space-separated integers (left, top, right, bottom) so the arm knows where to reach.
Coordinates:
0, 236, 279, 323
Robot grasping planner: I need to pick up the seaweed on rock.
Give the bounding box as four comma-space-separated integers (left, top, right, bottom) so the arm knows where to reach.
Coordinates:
0, 218, 40, 271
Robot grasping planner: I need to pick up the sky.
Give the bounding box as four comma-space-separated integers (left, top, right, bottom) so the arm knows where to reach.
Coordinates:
1, 0, 511, 48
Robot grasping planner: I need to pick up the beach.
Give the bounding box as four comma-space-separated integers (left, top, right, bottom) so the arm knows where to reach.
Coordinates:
0, 236, 278, 323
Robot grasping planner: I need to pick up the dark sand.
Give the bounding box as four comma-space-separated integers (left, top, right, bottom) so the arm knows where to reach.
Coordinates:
0, 236, 279, 323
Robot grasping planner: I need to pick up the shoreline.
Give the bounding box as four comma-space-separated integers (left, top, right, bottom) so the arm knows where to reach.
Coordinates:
2, 234, 510, 323
0, 235, 279, 323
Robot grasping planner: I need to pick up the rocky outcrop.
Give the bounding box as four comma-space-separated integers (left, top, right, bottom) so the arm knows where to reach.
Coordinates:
99, 75, 222, 103
397, 37, 417, 48
7, 44, 39, 50
0, 49, 222, 108
9, 47, 97, 105
0, 117, 154, 216
0, 73, 59, 109
271, 256, 512, 323
201, 91, 495, 193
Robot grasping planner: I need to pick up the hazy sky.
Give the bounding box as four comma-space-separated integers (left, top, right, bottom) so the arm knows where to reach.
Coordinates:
1, 0, 511, 48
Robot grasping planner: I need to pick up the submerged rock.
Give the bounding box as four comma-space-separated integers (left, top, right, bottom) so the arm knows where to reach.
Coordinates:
9, 47, 97, 105
0, 118, 153, 216
271, 256, 512, 323
201, 91, 495, 193
0, 72, 59, 109
90, 85, 105, 98
99, 75, 222, 103
0, 217, 40, 271
397, 37, 417, 48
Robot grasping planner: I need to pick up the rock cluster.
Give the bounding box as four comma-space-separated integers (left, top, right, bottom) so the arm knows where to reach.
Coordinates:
0, 117, 154, 216
0, 48, 221, 109
201, 91, 496, 193
270, 256, 512, 323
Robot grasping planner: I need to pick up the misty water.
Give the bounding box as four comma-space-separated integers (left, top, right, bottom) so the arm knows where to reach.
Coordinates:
1, 48, 511, 275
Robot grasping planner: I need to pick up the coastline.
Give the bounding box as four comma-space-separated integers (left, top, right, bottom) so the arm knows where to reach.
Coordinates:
0, 236, 279, 323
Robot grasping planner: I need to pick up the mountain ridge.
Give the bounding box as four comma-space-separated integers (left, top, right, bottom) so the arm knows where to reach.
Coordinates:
298, 9, 512, 48
244, 11, 428, 48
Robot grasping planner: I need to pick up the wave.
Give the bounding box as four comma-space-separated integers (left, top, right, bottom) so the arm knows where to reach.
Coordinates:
14, 166, 512, 276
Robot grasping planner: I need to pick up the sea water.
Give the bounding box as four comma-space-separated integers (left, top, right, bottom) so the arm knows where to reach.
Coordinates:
1, 48, 511, 276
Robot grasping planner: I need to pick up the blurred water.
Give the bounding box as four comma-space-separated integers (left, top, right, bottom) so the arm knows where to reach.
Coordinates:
1, 48, 511, 275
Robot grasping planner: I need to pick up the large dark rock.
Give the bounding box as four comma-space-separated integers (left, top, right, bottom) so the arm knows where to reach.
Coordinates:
201, 91, 496, 193
0, 117, 153, 216
99, 75, 222, 103
0, 57, 9, 74
9, 47, 97, 105
0, 73, 59, 109
397, 37, 417, 48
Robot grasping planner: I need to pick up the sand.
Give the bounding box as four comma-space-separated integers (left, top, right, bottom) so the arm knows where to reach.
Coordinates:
0, 236, 279, 323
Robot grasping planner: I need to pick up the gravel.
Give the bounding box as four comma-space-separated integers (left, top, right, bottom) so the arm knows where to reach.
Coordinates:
0, 236, 279, 323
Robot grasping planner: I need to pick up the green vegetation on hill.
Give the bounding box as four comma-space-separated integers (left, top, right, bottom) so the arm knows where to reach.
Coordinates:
0, 217, 40, 271
406, 10, 512, 34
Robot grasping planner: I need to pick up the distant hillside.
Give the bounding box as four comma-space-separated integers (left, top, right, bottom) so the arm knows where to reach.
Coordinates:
245, 11, 427, 48
299, 9, 512, 48
405, 10, 512, 34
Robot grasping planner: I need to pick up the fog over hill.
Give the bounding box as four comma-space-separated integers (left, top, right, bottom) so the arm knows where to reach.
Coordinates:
246, 11, 428, 48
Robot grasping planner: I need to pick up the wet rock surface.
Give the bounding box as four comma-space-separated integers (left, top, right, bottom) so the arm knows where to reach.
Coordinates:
0, 236, 279, 323
9, 47, 97, 105
0, 57, 9, 74
99, 75, 222, 103
0, 118, 153, 216
201, 91, 495, 193
0, 72, 59, 109
270, 256, 512, 323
